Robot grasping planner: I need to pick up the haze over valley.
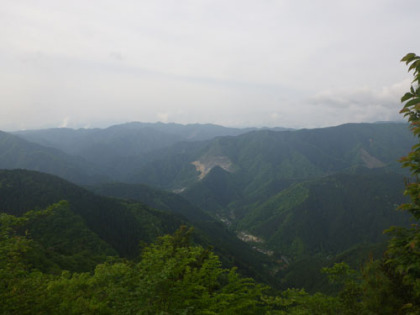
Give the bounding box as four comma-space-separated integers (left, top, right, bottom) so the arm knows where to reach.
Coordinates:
0, 121, 414, 290
2, 1, 420, 313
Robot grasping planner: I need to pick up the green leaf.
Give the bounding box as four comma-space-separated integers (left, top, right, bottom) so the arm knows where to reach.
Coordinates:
408, 60, 420, 72
402, 92, 414, 102
401, 53, 417, 63
404, 97, 420, 107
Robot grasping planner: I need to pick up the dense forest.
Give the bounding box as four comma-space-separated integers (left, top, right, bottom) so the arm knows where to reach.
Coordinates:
1, 54, 420, 313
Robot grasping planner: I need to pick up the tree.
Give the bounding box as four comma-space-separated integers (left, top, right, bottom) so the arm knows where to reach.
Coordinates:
381, 53, 420, 312
91, 226, 268, 314
0, 213, 269, 314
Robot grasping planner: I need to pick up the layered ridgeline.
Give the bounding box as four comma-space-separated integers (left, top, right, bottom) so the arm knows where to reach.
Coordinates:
2, 122, 415, 291
121, 122, 414, 290
129, 122, 413, 190
13, 122, 275, 180
0, 169, 274, 284
10, 122, 411, 188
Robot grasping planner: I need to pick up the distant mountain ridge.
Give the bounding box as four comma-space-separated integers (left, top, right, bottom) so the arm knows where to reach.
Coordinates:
128, 122, 413, 191
13, 121, 279, 157
13, 121, 281, 180
0, 130, 107, 184
11, 121, 410, 189
1, 121, 415, 291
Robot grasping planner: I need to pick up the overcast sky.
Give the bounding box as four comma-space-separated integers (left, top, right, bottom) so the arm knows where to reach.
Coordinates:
1, 0, 419, 131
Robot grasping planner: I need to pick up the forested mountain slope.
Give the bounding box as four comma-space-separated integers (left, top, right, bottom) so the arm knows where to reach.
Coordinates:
130, 122, 413, 191
88, 181, 277, 284
1, 122, 415, 291
0, 169, 185, 261
10, 122, 412, 189
238, 170, 410, 258
121, 123, 414, 291
0, 169, 275, 283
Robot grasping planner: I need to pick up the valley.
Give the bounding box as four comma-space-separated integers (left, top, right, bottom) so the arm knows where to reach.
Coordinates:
0, 121, 414, 293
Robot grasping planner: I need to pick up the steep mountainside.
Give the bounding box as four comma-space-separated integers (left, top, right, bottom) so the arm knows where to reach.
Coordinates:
237, 170, 409, 258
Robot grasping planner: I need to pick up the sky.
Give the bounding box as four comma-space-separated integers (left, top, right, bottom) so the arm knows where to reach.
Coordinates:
1, 0, 420, 131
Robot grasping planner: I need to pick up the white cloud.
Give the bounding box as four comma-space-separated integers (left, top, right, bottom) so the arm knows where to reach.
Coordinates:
305, 80, 410, 126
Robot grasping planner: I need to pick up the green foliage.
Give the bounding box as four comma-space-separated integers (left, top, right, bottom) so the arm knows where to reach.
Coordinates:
89, 180, 278, 288
263, 288, 341, 314
380, 53, 420, 311
0, 206, 54, 314
0, 212, 269, 314
0, 169, 186, 259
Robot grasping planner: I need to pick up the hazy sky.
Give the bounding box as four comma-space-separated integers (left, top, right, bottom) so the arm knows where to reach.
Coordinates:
1, 0, 419, 130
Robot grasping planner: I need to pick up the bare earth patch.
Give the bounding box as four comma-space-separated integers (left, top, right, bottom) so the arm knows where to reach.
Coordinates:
191, 155, 234, 180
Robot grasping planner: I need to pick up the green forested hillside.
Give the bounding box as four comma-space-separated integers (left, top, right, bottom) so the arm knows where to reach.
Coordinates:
10, 122, 413, 189
0, 169, 275, 284
0, 169, 186, 260
238, 170, 409, 258
88, 181, 277, 285
16, 201, 118, 273
130, 122, 413, 191
138, 124, 413, 291
89, 182, 215, 222
2, 122, 415, 292
1, 214, 273, 314
180, 168, 411, 291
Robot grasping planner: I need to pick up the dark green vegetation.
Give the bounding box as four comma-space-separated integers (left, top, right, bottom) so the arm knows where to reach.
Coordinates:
0, 169, 274, 284
1, 122, 416, 292
239, 170, 409, 257
89, 182, 276, 284
1, 54, 420, 313
1, 217, 270, 314
0, 169, 185, 270
88, 171, 411, 293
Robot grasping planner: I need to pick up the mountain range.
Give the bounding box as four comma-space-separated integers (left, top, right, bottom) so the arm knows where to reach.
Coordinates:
0, 121, 415, 291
